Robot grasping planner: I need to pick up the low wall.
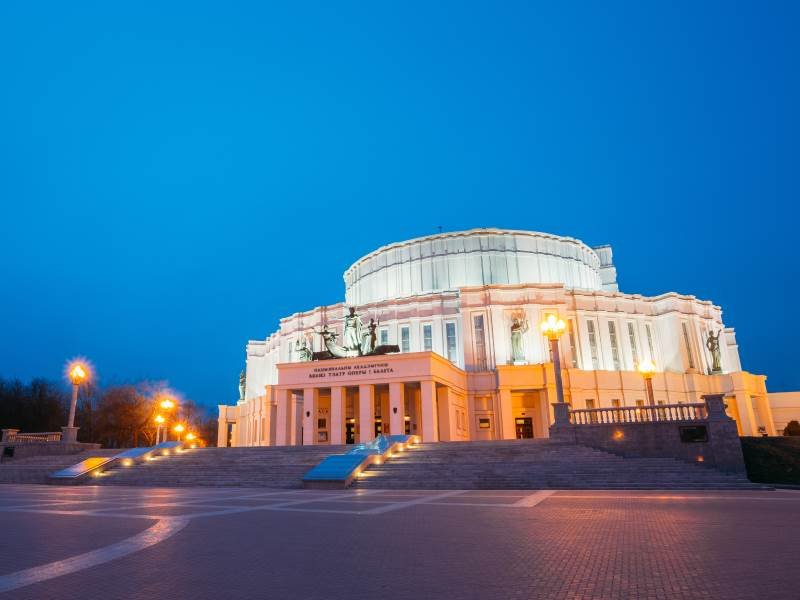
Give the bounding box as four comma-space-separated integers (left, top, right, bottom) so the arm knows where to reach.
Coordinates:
1, 442, 101, 461
550, 394, 746, 473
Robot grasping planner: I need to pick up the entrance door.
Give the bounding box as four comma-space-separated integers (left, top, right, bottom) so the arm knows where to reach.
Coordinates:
515, 417, 534, 439
375, 419, 385, 437
345, 422, 355, 444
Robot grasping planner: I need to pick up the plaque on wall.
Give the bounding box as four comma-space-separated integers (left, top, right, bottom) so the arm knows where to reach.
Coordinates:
679, 426, 708, 443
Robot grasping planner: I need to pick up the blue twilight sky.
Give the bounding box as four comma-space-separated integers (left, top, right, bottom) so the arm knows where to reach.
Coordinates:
0, 2, 797, 410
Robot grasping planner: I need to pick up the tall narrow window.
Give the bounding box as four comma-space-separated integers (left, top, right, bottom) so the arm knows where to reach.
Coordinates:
473, 314, 487, 370
608, 321, 621, 370
445, 322, 458, 364
380, 328, 389, 346
645, 324, 655, 360
568, 319, 579, 368
400, 326, 410, 353
682, 322, 696, 369
422, 324, 432, 351
627, 322, 639, 366
587, 320, 600, 370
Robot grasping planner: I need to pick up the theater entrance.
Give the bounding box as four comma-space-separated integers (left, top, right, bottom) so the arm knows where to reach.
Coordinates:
346, 420, 356, 444
515, 417, 534, 439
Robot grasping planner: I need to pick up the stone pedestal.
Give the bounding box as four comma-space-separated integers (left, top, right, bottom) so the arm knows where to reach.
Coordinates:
61, 426, 79, 443
1, 429, 19, 443
548, 402, 575, 442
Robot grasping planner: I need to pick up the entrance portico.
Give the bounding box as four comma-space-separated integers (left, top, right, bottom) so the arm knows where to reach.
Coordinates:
274, 352, 469, 445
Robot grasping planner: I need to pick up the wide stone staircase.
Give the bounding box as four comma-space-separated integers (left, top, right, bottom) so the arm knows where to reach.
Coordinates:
351, 439, 762, 490
91, 445, 348, 488
0, 449, 120, 484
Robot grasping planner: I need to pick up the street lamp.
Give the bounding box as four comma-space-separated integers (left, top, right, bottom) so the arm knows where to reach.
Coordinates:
540, 314, 567, 404
155, 393, 177, 442
154, 414, 165, 444
173, 423, 185, 441
63, 361, 89, 443
637, 359, 657, 406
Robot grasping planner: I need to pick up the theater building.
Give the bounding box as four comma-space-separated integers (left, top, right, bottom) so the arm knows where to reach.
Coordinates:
218, 228, 775, 447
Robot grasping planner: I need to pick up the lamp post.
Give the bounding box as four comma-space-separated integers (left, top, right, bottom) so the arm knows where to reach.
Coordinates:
173, 423, 185, 442
638, 359, 657, 406
157, 394, 177, 440
64, 362, 88, 443
154, 414, 165, 444
540, 314, 567, 404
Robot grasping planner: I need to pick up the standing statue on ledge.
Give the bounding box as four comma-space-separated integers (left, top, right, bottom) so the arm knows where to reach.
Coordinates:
343, 307, 365, 354
362, 318, 378, 354
706, 329, 723, 373
295, 336, 313, 362
510, 316, 529, 363
238, 370, 246, 402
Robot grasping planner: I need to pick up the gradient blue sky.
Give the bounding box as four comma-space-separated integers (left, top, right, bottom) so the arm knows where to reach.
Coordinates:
1, 2, 797, 410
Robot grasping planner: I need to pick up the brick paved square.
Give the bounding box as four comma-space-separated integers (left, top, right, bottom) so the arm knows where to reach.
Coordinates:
1, 485, 798, 600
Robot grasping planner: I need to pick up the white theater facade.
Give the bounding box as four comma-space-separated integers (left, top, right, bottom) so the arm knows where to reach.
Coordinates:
218, 228, 775, 448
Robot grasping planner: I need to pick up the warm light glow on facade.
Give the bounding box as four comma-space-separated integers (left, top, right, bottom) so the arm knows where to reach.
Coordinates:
540, 314, 566, 340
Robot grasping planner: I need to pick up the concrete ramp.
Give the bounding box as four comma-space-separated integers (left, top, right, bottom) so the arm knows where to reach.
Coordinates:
49, 442, 184, 484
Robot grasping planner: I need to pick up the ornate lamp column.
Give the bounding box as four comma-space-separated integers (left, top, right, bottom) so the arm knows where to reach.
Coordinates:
540, 314, 567, 405
638, 359, 657, 406
158, 395, 177, 442
64, 362, 88, 443
154, 414, 165, 444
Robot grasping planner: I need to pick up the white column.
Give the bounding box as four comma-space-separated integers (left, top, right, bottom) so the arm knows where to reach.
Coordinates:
734, 392, 758, 436
498, 388, 515, 440
437, 386, 453, 441
420, 380, 439, 442
216, 408, 227, 447
358, 384, 375, 443
330, 386, 345, 445
756, 396, 776, 436
289, 392, 300, 445
261, 394, 273, 446
275, 388, 290, 446
389, 382, 405, 436
303, 387, 319, 445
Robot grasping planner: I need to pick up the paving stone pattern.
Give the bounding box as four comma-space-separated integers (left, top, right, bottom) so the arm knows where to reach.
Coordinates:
1, 485, 799, 599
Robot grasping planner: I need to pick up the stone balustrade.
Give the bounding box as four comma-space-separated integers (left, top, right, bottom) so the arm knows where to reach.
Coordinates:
570, 403, 707, 425
1, 430, 63, 443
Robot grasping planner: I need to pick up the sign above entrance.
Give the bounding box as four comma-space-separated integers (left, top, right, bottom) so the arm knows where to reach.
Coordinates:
308, 362, 395, 380
275, 351, 469, 390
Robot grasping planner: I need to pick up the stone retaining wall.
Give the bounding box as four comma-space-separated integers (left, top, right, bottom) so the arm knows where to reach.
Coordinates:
550, 394, 746, 473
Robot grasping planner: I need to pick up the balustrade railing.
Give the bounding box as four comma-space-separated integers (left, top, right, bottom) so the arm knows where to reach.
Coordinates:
1, 431, 63, 443
570, 403, 707, 425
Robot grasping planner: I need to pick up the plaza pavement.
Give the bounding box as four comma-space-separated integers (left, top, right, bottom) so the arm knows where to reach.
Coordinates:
1, 485, 798, 599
